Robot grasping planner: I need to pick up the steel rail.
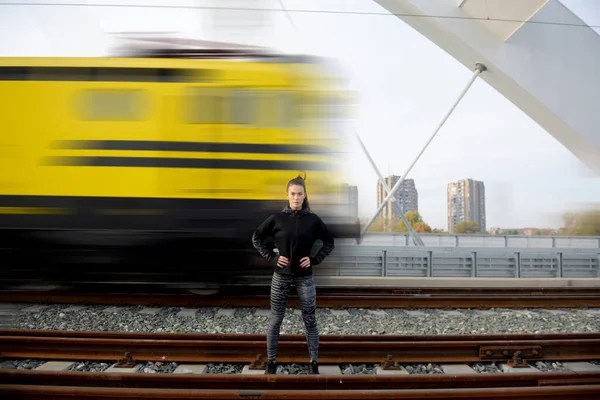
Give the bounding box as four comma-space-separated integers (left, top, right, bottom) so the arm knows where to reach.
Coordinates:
1, 383, 600, 399
2, 331, 600, 399
5, 286, 600, 296
6, 329, 600, 340
1, 330, 599, 364
1, 289, 600, 309
1, 368, 600, 390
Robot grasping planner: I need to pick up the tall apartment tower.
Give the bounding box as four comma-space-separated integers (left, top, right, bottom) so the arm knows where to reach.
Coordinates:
447, 179, 486, 233
377, 175, 418, 227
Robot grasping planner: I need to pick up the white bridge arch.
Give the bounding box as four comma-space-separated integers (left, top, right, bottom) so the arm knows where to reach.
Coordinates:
373, 0, 600, 175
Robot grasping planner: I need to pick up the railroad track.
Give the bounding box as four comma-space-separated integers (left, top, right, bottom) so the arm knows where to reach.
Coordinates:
3, 329, 600, 363
1, 330, 600, 399
2, 285, 600, 309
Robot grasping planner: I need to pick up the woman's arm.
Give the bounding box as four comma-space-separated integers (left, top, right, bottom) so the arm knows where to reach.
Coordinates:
252, 215, 280, 265
310, 217, 335, 266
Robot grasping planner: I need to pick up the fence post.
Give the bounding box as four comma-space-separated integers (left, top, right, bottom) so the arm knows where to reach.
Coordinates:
427, 251, 433, 277
472, 251, 477, 277
557, 252, 563, 278
382, 250, 387, 277
516, 252, 521, 278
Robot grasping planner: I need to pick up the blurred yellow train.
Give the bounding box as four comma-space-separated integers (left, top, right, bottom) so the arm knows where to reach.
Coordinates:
0, 47, 358, 285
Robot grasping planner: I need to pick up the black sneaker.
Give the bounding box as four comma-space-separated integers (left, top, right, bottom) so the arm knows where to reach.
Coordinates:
266, 360, 277, 375
310, 360, 319, 375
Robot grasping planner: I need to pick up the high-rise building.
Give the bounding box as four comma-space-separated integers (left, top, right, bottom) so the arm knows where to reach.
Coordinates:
377, 175, 418, 227
447, 179, 486, 233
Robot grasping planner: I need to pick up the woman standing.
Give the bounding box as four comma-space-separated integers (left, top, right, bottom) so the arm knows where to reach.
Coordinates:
252, 176, 335, 375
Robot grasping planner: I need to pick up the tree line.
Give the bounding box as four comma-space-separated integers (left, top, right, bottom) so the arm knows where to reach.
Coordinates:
363, 206, 600, 236
559, 207, 600, 236
365, 211, 480, 234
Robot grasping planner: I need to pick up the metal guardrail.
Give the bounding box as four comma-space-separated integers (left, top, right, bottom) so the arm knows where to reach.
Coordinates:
315, 245, 600, 278
343, 233, 600, 249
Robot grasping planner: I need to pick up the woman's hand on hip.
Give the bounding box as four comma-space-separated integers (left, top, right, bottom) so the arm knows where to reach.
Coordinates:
299, 257, 311, 268
277, 256, 289, 268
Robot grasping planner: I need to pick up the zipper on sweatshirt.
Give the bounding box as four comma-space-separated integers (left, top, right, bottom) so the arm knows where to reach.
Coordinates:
293, 214, 299, 276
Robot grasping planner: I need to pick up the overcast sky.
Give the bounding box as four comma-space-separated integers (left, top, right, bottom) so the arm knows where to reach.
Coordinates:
1, 0, 599, 230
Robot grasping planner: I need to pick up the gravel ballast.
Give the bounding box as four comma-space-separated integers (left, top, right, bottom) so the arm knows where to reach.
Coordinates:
0, 359, 46, 370
140, 361, 180, 374
0, 359, 587, 374
205, 363, 244, 374
341, 364, 378, 374
6, 304, 600, 375
67, 361, 111, 372
12, 305, 600, 335
470, 362, 504, 373
273, 363, 313, 375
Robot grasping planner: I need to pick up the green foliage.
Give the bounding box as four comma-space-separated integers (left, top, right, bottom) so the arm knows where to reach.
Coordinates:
454, 221, 480, 234
366, 214, 386, 232
393, 211, 431, 233
364, 210, 435, 233
560, 207, 600, 236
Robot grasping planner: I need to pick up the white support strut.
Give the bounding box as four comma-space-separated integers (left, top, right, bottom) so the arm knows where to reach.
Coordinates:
352, 129, 424, 245
360, 62, 487, 237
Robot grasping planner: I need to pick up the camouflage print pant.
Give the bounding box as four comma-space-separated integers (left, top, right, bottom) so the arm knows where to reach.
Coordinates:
266, 272, 318, 361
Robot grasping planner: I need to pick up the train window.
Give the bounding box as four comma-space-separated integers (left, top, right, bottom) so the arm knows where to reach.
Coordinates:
278, 93, 296, 128
77, 89, 148, 121
229, 89, 296, 128
295, 93, 315, 122
230, 89, 256, 125
255, 91, 281, 128
182, 88, 297, 128
184, 87, 227, 124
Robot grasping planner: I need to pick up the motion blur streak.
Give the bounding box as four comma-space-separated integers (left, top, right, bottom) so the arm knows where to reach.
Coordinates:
0, 40, 359, 288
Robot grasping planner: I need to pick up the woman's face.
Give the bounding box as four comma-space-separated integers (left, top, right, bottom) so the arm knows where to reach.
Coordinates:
287, 184, 306, 210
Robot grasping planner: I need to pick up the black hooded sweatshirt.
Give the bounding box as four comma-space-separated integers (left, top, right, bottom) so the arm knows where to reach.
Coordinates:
252, 206, 335, 277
